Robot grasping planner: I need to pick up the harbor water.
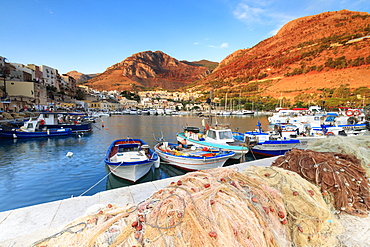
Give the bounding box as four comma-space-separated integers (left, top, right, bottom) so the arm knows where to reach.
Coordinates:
0, 114, 271, 212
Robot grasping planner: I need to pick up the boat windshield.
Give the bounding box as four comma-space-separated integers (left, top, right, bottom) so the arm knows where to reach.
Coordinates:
219, 131, 233, 140
118, 144, 140, 152
207, 130, 216, 139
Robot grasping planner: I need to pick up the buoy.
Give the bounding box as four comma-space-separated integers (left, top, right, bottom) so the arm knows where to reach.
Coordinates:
66, 152, 73, 158
353, 109, 361, 116
154, 158, 160, 168
345, 110, 353, 117
105, 128, 109, 130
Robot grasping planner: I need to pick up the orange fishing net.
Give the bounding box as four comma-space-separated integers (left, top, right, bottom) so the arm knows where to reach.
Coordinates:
34, 165, 346, 247
272, 148, 370, 217
34, 168, 291, 246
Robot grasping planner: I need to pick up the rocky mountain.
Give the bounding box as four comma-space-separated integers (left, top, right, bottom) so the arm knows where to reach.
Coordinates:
84, 51, 211, 91
193, 10, 370, 101
66, 71, 97, 83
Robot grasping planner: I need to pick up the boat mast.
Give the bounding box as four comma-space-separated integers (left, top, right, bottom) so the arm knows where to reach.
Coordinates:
209, 91, 213, 126
239, 89, 241, 111
225, 92, 228, 112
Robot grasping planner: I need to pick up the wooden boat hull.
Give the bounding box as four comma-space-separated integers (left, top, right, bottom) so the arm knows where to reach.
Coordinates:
249, 142, 298, 156
0, 128, 73, 138
176, 132, 248, 160
43, 123, 92, 133
104, 139, 159, 182
243, 132, 300, 157
154, 143, 234, 171
106, 161, 155, 182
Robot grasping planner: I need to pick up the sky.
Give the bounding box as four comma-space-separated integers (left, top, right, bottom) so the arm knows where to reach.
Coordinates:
1, 0, 369, 75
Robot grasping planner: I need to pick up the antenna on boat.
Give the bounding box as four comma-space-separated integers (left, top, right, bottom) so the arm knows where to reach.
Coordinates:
153, 131, 165, 142
207, 91, 213, 126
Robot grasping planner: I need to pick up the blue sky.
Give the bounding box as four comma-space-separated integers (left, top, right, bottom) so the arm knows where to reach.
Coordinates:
1, 0, 369, 74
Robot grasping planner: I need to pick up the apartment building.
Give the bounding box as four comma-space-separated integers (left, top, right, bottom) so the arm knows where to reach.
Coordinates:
40, 65, 59, 91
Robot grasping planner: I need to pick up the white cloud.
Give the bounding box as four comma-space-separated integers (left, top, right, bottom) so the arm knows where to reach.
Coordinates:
208, 43, 229, 49
45, 8, 54, 14
233, 1, 297, 35
193, 42, 199, 45
233, 3, 264, 23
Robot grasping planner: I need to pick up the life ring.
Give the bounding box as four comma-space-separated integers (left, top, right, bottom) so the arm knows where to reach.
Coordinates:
345, 110, 353, 117
325, 132, 335, 136
353, 109, 361, 116
39, 119, 45, 125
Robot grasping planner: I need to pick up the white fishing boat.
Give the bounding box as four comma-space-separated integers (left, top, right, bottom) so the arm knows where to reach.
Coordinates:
156, 108, 165, 115
176, 125, 249, 161
149, 109, 157, 115
154, 142, 234, 171
104, 138, 159, 182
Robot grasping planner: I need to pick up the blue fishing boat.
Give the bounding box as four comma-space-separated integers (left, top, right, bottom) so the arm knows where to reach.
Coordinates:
0, 118, 73, 139
237, 121, 300, 157
105, 138, 159, 182
37, 112, 92, 133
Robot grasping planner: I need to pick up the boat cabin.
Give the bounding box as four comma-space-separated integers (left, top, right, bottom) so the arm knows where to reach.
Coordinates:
38, 112, 85, 125
205, 125, 235, 144
19, 119, 41, 132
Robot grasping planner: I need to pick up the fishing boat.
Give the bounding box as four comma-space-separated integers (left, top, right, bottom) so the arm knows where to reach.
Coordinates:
37, 112, 92, 133
275, 121, 369, 149
176, 91, 249, 161
0, 118, 73, 139
176, 125, 249, 161
154, 142, 235, 171
238, 121, 300, 157
104, 138, 159, 182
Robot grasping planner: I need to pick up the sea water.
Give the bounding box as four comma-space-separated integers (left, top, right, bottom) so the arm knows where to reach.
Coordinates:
0, 114, 270, 212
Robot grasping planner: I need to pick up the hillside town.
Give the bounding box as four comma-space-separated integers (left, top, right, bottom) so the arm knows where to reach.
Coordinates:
0, 56, 207, 115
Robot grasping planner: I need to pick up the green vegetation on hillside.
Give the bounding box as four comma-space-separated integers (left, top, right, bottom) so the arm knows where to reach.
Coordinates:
182, 60, 219, 70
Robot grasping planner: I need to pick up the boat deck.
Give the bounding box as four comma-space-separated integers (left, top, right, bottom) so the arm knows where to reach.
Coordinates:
110, 151, 148, 163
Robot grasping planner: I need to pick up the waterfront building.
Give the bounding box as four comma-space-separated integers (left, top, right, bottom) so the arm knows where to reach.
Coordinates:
40, 65, 59, 91
60, 74, 77, 97
26, 64, 44, 83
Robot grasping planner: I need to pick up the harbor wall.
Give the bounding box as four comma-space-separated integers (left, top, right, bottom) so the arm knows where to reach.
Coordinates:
0, 157, 277, 247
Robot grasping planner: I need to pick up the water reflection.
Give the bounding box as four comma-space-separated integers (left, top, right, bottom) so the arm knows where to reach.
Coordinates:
0, 114, 270, 212
105, 152, 261, 190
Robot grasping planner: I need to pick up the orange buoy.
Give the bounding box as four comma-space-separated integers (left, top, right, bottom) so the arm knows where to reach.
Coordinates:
353, 109, 361, 116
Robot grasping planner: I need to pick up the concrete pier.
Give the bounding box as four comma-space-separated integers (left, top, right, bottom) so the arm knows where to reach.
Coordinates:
0, 157, 276, 247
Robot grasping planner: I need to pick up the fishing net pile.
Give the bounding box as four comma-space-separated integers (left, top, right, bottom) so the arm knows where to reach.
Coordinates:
271, 148, 370, 217
242, 165, 342, 247
34, 166, 342, 247
306, 135, 370, 176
